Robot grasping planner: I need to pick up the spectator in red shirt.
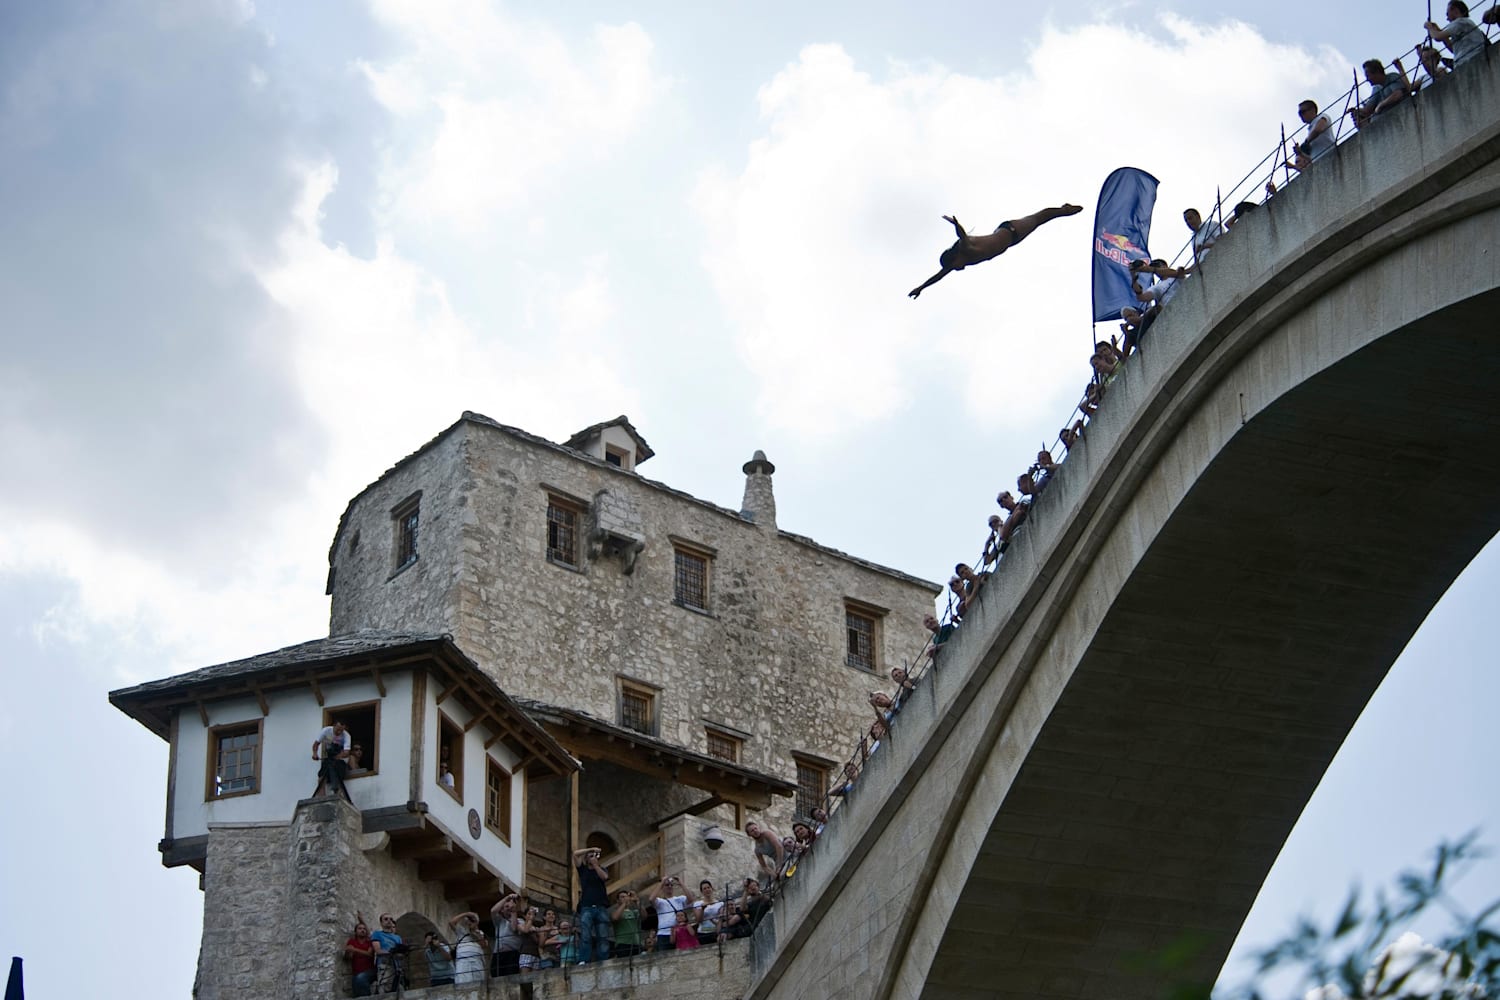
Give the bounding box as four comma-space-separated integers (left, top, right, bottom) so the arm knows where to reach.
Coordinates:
344, 921, 376, 997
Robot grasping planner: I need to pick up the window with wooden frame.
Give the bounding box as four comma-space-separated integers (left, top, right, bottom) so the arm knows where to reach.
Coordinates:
485, 756, 512, 843
844, 601, 883, 672
793, 755, 829, 820
437, 714, 463, 802
705, 727, 742, 764
206, 720, 263, 800
392, 493, 421, 572
546, 495, 581, 567
604, 444, 631, 470
673, 544, 711, 612
617, 678, 657, 736
323, 701, 380, 779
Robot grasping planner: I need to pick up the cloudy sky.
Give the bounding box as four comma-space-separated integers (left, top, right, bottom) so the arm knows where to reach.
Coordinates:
2, 1, 1495, 995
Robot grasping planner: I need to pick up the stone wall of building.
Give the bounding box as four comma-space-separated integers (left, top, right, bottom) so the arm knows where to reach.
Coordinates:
326, 414, 939, 849
658, 816, 760, 897
197, 821, 291, 1000
328, 425, 469, 637
197, 798, 473, 1000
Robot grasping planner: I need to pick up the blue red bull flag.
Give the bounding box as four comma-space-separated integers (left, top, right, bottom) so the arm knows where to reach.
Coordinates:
1091, 167, 1159, 322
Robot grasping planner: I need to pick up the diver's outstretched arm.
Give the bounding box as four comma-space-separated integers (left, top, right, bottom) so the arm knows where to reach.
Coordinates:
909, 268, 952, 299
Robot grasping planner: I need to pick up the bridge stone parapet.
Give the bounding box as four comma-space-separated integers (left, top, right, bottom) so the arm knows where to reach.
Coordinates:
751, 54, 1500, 1000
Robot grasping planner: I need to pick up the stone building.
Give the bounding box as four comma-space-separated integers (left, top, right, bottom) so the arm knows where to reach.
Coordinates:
325, 412, 940, 900
111, 411, 939, 997
109, 632, 577, 998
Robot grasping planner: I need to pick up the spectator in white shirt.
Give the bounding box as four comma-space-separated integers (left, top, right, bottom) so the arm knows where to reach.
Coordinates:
1183, 208, 1223, 262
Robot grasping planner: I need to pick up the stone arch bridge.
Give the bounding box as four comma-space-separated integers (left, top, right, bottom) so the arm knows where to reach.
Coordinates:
750, 56, 1500, 1000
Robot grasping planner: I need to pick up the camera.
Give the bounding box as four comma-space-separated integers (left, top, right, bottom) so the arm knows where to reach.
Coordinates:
701, 824, 725, 851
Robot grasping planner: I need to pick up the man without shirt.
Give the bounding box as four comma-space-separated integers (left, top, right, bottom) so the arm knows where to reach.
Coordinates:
908, 203, 1083, 299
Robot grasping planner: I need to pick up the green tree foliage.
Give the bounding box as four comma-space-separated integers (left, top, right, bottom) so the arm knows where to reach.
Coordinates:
1223, 834, 1500, 1000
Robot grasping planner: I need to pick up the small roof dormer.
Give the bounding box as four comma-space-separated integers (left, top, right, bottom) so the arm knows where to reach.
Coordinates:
563, 415, 654, 472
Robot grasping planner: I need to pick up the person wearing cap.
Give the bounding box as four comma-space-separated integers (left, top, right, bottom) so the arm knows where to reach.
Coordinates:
423, 931, 454, 987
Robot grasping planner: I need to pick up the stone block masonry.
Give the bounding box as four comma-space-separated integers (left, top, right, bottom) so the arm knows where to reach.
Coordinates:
327, 414, 941, 842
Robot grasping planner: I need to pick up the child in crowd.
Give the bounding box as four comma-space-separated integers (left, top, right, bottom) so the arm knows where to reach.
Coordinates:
672, 910, 699, 951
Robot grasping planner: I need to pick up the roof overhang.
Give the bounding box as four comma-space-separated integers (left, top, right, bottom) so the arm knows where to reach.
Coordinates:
109, 632, 578, 779
518, 700, 795, 810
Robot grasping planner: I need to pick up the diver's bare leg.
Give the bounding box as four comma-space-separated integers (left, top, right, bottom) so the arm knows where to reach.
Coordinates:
1005, 203, 1083, 243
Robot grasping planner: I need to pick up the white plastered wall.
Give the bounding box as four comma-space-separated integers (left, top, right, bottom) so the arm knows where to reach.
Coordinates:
421, 680, 528, 889
171, 672, 413, 840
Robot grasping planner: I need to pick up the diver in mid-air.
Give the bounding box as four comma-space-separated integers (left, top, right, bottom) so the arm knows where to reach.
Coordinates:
908, 203, 1082, 299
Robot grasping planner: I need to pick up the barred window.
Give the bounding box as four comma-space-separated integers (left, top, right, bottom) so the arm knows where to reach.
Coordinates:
393, 496, 420, 571
547, 498, 579, 566
794, 756, 828, 819
208, 721, 262, 800
619, 681, 656, 736
674, 547, 710, 611
845, 608, 877, 671
705, 728, 742, 763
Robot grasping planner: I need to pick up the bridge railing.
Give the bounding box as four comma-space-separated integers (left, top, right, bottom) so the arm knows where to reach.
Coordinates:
769, 0, 1500, 908
1165, 1, 1500, 274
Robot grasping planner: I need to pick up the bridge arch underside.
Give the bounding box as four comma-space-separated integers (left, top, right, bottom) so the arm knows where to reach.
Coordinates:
921, 290, 1500, 999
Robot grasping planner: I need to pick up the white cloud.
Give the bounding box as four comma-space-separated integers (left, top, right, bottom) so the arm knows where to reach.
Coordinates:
359, 1, 668, 233
1301, 931, 1485, 1000
694, 16, 1348, 439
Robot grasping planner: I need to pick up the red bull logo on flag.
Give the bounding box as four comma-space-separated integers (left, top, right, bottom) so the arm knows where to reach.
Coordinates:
1094, 231, 1147, 265
1091, 167, 1160, 323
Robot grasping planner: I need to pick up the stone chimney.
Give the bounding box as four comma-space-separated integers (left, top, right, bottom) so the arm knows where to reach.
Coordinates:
740, 450, 777, 529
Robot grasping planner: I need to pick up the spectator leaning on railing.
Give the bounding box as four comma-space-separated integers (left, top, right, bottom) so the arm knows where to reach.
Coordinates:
1427, 1, 1488, 66
1351, 59, 1409, 128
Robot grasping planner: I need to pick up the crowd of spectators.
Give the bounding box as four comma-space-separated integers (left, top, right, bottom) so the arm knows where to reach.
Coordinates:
339, 848, 780, 994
